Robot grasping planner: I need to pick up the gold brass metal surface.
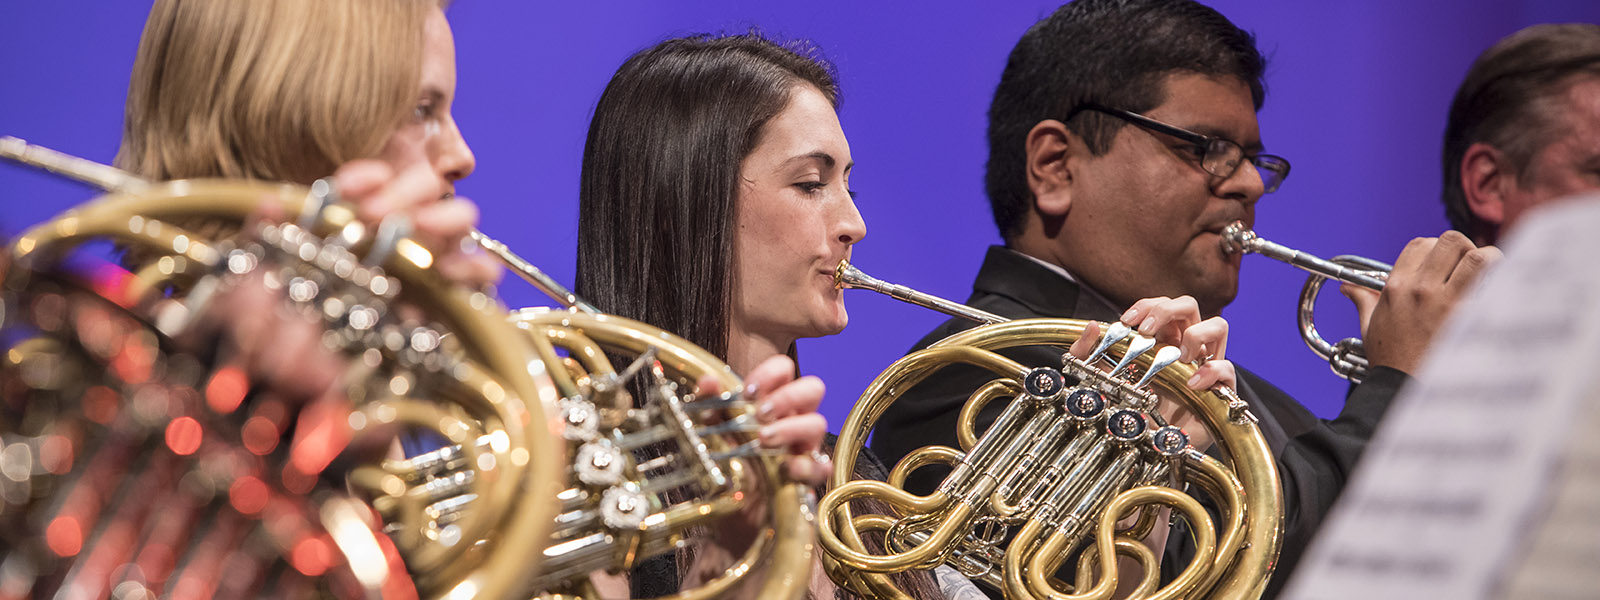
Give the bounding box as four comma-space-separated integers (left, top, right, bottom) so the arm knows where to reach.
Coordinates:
1, 140, 565, 598
488, 309, 815, 600
2, 137, 814, 600
819, 261, 1283, 600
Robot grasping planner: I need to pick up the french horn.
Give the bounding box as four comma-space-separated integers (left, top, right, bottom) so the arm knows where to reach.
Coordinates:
341, 177, 817, 595
817, 261, 1283, 600
1, 137, 816, 599
381, 302, 817, 600
1220, 221, 1390, 382
0, 137, 566, 598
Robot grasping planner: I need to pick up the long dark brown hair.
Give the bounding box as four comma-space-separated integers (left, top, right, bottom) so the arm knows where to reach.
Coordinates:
576, 33, 838, 360
575, 33, 945, 600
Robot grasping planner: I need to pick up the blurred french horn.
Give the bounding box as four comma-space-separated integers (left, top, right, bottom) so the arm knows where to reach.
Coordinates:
1, 137, 816, 600
0, 136, 566, 599
817, 261, 1283, 600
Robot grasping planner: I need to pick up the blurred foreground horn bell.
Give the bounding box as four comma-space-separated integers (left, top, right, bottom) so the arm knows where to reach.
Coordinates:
0, 136, 565, 599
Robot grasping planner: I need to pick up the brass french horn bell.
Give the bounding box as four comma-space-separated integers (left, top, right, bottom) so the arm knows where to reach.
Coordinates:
819, 260, 1283, 600
1219, 221, 1391, 382
0, 136, 566, 599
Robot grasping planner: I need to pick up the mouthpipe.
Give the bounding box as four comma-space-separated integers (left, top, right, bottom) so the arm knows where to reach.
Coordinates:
2, 135, 148, 193
1219, 220, 1388, 291
2, 135, 598, 313
468, 229, 597, 314
834, 259, 1007, 325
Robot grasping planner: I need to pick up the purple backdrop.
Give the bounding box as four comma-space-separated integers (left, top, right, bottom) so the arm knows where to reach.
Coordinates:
4, 1, 1598, 430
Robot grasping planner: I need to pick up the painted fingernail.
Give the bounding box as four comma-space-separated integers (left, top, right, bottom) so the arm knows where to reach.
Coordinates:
1122, 307, 1139, 322
1185, 373, 1202, 388
811, 449, 832, 465
1139, 316, 1156, 333
757, 401, 776, 423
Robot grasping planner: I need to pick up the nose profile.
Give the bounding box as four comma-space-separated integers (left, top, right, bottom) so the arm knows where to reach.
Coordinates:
1216, 159, 1264, 206
436, 116, 476, 183
837, 190, 867, 245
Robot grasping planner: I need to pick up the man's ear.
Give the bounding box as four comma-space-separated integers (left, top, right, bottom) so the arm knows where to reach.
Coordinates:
1026, 119, 1077, 218
1460, 142, 1511, 228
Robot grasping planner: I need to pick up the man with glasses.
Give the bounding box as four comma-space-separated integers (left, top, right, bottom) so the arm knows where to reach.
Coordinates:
870, 0, 1492, 596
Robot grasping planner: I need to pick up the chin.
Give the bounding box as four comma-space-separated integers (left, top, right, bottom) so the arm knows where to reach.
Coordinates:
820, 314, 849, 337
812, 304, 850, 337
1185, 273, 1238, 317
1195, 284, 1238, 318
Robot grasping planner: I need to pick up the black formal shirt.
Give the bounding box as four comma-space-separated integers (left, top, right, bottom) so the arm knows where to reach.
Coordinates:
868, 246, 1407, 598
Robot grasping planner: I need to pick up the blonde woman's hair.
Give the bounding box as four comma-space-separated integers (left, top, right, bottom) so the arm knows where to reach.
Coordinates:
117, 0, 439, 184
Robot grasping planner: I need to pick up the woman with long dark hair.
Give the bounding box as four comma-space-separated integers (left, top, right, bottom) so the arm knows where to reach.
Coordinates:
576, 32, 1240, 599
575, 32, 973, 599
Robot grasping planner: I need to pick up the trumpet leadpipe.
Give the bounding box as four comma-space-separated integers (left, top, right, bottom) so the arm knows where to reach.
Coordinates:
1219, 220, 1389, 291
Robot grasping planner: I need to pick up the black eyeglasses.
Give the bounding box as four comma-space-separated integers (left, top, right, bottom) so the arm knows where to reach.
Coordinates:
1071, 103, 1291, 194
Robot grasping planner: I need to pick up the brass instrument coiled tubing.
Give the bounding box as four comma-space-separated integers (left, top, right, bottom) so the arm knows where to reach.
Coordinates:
817, 261, 1284, 600
1, 136, 817, 600
0, 136, 565, 599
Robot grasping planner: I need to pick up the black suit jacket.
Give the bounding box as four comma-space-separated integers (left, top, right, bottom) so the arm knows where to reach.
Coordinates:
869, 246, 1407, 598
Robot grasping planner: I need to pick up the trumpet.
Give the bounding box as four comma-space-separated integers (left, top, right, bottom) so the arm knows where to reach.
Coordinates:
820, 260, 1282, 599
1219, 220, 1390, 382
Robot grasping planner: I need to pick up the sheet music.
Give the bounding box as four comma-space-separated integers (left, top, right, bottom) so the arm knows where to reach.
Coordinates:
1281, 194, 1600, 600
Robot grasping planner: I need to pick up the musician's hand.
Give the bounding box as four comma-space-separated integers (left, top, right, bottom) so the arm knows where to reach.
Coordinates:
680, 354, 828, 593
1342, 230, 1501, 375
335, 160, 503, 289
697, 354, 829, 486
1068, 295, 1237, 390
1069, 298, 1237, 453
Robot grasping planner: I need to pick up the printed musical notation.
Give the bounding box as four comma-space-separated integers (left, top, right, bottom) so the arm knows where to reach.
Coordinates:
1282, 194, 1600, 600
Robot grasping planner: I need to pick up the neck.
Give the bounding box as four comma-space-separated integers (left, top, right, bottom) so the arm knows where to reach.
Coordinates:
726, 325, 793, 376
1011, 233, 1071, 276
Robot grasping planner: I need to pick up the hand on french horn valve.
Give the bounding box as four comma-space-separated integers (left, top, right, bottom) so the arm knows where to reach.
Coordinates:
1069, 296, 1237, 452
335, 160, 504, 289
674, 355, 829, 593
693, 354, 830, 486
1111, 295, 1237, 390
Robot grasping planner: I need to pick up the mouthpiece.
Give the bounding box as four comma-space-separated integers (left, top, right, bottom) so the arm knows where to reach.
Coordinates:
1219, 220, 1256, 256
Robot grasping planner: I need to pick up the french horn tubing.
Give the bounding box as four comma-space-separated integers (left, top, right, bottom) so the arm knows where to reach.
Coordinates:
401, 241, 815, 599
1219, 221, 1391, 382
817, 260, 1283, 600
2, 136, 816, 600
1, 136, 567, 599
396, 202, 814, 599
